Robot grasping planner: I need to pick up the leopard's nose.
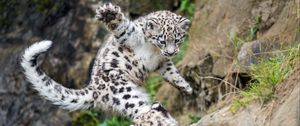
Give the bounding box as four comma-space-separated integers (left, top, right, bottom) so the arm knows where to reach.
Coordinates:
166, 51, 175, 55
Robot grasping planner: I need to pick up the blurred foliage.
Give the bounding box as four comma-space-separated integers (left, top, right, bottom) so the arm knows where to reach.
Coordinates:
0, 0, 19, 31
179, 0, 195, 19
297, 26, 300, 32
73, 111, 102, 126
0, 0, 70, 33
32, 0, 65, 14
230, 44, 300, 112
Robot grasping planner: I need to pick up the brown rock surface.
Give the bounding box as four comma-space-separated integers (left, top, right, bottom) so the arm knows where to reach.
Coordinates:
191, 64, 300, 126
155, 0, 299, 125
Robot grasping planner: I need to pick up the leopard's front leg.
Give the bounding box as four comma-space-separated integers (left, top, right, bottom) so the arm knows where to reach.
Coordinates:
95, 3, 141, 47
159, 59, 193, 95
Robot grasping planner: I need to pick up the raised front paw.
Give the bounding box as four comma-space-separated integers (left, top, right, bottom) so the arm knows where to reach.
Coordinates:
95, 3, 124, 24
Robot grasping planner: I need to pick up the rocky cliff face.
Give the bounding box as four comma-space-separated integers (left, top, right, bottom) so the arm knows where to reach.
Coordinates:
191, 64, 300, 126
155, 0, 299, 125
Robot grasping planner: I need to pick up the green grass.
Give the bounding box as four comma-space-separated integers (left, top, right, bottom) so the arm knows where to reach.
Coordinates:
245, 16, 262, 41
188, 114, 201, 124
99, 116, 132, 126
145, 75, 163, 100
230, 32, 246, 52
230, 44, 300, 112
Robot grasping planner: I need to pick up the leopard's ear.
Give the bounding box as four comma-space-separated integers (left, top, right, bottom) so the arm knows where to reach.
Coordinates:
151, 102, 169, 118
178, 17, 191, 31
151, 101, 162, 109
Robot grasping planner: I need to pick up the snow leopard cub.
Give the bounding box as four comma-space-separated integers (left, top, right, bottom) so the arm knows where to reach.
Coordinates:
21, 3, 192, 126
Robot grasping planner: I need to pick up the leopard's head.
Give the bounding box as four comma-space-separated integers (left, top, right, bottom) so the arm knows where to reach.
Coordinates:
133, 102, 178, 126
144, 11, 190, 57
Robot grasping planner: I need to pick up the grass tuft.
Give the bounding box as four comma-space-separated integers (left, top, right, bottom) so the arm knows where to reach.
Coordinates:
188, 114, 201, 124
230, 44, 300, 112
246, 16, 262, 41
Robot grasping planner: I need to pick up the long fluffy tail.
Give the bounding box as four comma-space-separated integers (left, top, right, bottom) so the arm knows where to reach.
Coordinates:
21, 40, 94, 111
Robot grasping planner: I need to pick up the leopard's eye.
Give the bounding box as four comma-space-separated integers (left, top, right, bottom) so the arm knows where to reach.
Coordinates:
175, 39, 180, 43
160, 41, 166, 45
179, 34, 186, 38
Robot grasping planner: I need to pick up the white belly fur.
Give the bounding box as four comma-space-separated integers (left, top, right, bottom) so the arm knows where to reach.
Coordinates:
133, 43, 163, 71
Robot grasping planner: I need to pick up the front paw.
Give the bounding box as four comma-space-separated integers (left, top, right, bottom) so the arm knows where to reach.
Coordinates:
183, 84, 193, 95
175, 81, 193, 95
95, 3, 124, 24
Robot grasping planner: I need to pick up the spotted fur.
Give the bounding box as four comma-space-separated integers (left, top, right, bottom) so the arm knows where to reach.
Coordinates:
21, 3, 192, 126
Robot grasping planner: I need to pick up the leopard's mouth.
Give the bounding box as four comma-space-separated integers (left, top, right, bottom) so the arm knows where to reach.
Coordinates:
162, 50, 178, 57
